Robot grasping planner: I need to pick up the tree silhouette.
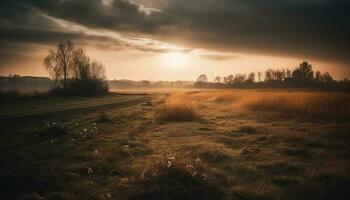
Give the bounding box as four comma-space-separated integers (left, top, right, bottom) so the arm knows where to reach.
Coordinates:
43, 40, 74, 90
248, 72, 255, 83
258, 72, 262, 82
197, 74, 208, 83
292, 61, 314, 82
214, 76, 222, 83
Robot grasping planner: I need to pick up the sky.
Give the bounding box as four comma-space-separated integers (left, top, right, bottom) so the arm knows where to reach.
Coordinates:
0, 0, 349, 81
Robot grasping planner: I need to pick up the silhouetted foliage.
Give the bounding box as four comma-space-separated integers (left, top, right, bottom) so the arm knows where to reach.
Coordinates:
197, 74, 208, 83
193, 61, 350, 91
292, 61, 314, 82
43, 40, 108, 96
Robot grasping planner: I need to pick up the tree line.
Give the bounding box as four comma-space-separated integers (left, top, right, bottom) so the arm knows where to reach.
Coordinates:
195, 61, 350, 90
43, 40, 108, 96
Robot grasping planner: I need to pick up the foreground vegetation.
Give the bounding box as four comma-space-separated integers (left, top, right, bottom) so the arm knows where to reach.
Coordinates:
0, 89, 349, 200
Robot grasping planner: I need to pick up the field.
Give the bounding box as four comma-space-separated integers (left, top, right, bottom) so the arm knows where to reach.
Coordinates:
0, 89, 349, 200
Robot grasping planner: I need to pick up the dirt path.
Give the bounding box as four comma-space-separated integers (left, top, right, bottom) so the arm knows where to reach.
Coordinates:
0, 94, 154, 120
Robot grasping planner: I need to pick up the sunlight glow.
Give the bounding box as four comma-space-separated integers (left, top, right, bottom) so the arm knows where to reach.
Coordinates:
162, 52, 189, 68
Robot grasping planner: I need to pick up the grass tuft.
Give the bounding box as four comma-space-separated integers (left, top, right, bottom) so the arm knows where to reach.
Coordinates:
157, 93, 200, 122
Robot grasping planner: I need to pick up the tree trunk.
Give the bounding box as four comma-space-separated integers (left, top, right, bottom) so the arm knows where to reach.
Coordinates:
64, 67, 67, 90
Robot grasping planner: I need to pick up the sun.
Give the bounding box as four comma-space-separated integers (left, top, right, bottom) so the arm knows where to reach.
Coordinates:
163, 52, 189, 67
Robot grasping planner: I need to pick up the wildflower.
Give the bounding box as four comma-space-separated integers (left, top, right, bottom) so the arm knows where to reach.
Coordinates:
201, 173, 208, 181
84, 128, 87, 132
75, 122, 78, 126
195, 158, 201, 162
88, 167, 93, 174
167, 161, 172, 168
52, 122, 56, 125
93, 122, 97, 126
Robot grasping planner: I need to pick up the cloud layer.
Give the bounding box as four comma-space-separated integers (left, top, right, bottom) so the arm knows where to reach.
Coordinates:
1, 0, 349, 70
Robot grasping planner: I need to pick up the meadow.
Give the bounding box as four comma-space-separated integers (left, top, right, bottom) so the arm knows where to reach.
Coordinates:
0, 89, 349, 200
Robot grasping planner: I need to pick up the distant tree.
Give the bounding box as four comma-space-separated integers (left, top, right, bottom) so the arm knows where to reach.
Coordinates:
292, 61, 314, 82
224, 75, 233, 84
248, 72, 255, 83
257, 72, 262, 82
286, 69, 292, 79
315, 71, 322, 83
265, 68, 273, 82
44, 40, 74, 90
197, 74, 208, 83
322, 72, 333, 83
233, 74, 246, 83
214, 76, 222, 83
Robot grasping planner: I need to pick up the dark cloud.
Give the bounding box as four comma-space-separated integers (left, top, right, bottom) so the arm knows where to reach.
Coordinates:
156, 0, 350, 64
0, 0, 350, 67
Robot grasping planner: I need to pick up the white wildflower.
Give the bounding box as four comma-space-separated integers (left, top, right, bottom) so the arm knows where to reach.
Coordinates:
88, 167, 93, 174
201, 173, 208, 180
195, 158, 201, 162
167, 161, 172, 168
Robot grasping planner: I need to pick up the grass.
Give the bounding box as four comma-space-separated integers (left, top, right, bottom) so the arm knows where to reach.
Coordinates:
0, 89, 349, 200
131, 154, 223, 200
201, 90, 350, 122
157, 92, 200, 122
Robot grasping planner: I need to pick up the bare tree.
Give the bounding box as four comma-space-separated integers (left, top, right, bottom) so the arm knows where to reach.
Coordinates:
73, 47, 90, 81
44, 40, 74, 90
90, 61, 106, 81
248, 72, 255, 83
258, 72, 262, 82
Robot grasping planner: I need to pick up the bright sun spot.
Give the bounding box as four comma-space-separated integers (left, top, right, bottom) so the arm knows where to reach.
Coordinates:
163, 52, 189, 68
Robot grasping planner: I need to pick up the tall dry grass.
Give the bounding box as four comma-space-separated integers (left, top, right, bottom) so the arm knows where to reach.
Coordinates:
157, 92, 200, 121
209, 90, 350, 121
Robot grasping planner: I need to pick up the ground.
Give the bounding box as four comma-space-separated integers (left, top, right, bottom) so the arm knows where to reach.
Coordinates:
0, 89, 349, 200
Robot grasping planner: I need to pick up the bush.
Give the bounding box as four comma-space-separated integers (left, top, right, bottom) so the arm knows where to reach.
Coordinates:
48, 79, 109, 97
66, 79, 109, 97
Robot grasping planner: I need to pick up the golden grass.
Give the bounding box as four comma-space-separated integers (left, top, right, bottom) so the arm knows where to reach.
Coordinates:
197, 90, 350, 121
157, 92, 200, 121
243, 92, 350, 121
